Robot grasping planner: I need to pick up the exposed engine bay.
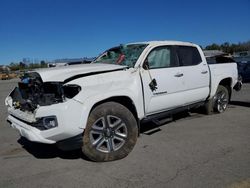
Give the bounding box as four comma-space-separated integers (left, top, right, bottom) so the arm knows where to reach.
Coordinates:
10, 72, 81, 112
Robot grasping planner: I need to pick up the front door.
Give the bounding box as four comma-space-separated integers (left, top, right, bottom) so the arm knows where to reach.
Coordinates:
140, 46, 186, 115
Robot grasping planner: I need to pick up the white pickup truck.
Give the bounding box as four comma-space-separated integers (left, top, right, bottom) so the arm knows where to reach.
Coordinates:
5, 41, 242, 161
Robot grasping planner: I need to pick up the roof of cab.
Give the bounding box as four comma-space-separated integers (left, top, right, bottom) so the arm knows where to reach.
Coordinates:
128, 40, 197, 47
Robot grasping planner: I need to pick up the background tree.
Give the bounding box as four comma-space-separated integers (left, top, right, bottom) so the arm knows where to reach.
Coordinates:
205, 43, 221, 50
9, 62, 19, 71
205, 40, 250, 54
40, 60, 47, 68
19, 62, 26, 70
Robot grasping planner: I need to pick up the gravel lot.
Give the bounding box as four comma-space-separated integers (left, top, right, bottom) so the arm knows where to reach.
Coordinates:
0, 79, 249, 188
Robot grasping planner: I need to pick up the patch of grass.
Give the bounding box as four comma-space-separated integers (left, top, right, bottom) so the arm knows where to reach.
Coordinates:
228, 179, 250, 188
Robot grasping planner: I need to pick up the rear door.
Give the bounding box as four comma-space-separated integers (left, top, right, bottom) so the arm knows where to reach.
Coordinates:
176, 46, 210, 104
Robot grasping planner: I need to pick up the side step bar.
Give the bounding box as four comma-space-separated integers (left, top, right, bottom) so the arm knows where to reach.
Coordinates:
141, 101, 204, 125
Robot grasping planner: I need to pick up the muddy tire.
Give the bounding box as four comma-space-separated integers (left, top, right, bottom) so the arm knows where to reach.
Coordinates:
204, 97, 214, 115
213, 85, 229, 113
204, 85, 230, 114
82, 102, 138, 162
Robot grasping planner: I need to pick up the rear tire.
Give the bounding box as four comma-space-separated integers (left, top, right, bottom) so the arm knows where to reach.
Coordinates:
204, 98, 214, 115
82, 102, 138, 162
204, 85, 229, 115
213, 85, 229, 113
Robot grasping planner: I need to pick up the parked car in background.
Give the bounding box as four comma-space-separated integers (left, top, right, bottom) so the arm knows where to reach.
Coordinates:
233, 51, 250, 82
0, 73, 9, 80
0, 72, 20, 80
237, 61, 250, 82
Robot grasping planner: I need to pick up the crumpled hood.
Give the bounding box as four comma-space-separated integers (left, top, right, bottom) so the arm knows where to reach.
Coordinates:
33, 63, 127, 82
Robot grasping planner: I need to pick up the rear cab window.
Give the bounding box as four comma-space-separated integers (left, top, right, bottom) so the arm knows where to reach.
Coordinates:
206, 56, 235, 64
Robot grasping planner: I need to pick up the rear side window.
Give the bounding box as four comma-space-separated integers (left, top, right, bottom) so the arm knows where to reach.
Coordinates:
177, 46, 202, 66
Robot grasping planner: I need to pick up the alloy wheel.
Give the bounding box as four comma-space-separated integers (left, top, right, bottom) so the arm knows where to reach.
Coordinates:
215, 90, 229, 113
89, 115, 128, 153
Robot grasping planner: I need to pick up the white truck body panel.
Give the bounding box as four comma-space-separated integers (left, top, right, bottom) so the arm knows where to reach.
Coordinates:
209, 63, 238, 98
36, 63, 127, 82
5, 41, 240, 146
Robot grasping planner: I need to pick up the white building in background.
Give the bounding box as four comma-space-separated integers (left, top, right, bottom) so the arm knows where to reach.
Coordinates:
0, 65, 10, 72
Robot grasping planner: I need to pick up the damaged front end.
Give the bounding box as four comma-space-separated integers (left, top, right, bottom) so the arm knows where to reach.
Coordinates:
6, 72, 81, 113
5, 71, 85, 144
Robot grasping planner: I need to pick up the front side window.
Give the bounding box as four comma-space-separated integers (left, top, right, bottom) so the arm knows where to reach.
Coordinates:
177, 46, 202, 66
144, 46, 178, 69
93, 44, 148, 68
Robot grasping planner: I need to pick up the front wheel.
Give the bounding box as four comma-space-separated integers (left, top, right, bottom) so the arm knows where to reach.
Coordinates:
82, 102, 138, 162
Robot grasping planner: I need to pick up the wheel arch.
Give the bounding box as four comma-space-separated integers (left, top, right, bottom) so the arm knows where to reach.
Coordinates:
90, 96, 139, 121
218, 77, 233, 99
82, 96, 139, 161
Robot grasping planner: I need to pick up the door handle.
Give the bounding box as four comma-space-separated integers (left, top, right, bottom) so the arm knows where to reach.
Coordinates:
174, 73, 184, 77
201, 71, 208, 74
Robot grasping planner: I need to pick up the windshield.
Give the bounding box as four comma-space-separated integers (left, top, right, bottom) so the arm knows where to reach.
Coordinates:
93, 44, 148, 67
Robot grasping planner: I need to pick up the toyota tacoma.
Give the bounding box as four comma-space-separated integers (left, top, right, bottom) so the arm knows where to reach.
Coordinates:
5, 41, 242, 161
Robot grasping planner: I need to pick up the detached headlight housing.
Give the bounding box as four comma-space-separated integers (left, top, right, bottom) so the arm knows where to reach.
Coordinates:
63, 84, 81, 98
43, 116, 58, 129
34, 116, 58, 130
